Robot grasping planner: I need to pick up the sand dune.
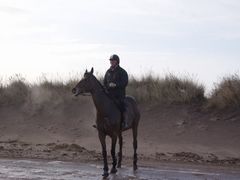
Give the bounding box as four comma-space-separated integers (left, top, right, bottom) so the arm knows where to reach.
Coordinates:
0, 95, 240, 166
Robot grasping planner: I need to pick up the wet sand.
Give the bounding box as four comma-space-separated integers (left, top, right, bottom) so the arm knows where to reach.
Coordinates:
0, 158, 240, 180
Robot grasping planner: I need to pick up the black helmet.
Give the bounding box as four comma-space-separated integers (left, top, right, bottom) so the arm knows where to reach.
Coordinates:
109, 54, 120, 63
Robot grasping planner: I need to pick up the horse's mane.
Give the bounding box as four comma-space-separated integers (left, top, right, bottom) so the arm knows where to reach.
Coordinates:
91, 74, 109, 95
91, 74, 120, 106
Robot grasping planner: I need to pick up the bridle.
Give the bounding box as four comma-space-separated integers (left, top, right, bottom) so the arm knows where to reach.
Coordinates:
74, 73, 108, 97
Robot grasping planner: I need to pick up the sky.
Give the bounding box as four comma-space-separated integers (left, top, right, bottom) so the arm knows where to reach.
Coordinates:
0, 0, 240, 91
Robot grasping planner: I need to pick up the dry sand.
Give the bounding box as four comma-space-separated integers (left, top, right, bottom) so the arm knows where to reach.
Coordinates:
0, 96, 240, 168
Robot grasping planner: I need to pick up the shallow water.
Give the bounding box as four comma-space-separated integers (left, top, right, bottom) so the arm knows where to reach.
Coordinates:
0, 159, 239, 180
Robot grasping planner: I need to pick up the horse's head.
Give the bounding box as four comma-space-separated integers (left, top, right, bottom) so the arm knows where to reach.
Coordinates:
72, 67, 95, 96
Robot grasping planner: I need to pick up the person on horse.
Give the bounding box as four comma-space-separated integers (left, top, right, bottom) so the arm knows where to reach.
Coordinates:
104, 54, 129, 129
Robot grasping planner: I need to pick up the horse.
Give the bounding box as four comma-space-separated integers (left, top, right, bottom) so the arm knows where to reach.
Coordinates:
72, 68, 140, 178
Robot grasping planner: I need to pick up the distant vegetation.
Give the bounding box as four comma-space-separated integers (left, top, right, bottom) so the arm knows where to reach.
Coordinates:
208, 74, 240, 109
127, 73, 205, 104
0, 73, 240, 110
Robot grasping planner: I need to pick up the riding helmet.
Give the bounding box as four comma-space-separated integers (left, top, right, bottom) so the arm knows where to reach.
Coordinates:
109, 54, 120, 64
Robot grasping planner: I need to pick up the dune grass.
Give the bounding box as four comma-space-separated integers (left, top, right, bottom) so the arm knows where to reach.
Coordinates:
0, 72, 240, 110
0, 75, 30, 106
208, 74, 240, 109
127, 73, 205, 104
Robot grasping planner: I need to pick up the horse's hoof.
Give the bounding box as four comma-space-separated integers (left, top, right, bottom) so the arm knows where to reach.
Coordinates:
117, 164, 121, 168
110, 168, 117, 174
102, 171, 109, 178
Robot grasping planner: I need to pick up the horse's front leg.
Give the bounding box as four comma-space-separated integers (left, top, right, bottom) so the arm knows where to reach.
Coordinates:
98, 132, 109, 177
110, 135, 117, 174
117, 133, 123, 168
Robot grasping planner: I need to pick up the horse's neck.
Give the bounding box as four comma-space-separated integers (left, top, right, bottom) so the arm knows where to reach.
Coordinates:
91, 87, 114, 116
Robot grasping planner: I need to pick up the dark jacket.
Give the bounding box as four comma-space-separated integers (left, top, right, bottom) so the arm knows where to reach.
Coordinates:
104, 65, 128, 101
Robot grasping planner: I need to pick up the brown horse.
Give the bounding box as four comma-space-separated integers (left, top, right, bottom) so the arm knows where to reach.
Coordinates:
72, 68, 140, 178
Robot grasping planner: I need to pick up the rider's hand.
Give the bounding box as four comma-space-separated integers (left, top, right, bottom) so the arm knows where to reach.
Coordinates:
109, 82, 116, 88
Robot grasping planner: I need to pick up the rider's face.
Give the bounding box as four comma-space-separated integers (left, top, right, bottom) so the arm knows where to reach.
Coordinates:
110, 60, 118, 67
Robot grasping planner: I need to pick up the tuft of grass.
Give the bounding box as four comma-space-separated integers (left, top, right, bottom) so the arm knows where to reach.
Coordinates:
0, 75, 30, 106
208, 74, 240, 109
127, 73, 205, 104
0, 77, 3, 93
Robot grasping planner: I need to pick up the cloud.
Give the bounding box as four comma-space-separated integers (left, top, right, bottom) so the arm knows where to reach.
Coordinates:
0, 6, 28, 14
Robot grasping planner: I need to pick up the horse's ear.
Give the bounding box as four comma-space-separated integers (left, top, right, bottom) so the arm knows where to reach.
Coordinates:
85, 69, 88, 73
90, 67, 94, 74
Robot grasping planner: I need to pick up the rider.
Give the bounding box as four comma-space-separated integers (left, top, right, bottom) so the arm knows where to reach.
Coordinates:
104, 54, 129, 128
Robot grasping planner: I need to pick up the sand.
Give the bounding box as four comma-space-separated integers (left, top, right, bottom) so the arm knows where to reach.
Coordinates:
0, 96, 240, 167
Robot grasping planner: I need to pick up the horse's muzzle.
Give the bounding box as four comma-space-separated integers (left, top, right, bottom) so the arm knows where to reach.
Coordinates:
72, 88, 83, 96
72, 88, 77, 94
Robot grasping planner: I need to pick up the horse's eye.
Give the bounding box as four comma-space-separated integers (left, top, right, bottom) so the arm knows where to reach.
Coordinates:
84, 74, 88, 79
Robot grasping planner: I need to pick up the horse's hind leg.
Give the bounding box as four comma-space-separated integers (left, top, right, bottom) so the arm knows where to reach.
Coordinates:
110, 135, 118, 174
132, 125, 138, 171
98, 132, 109, 177
117, 133, 123, 168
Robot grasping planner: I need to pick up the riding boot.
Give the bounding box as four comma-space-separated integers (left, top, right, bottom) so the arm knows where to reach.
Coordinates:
118, 99, 128, 129
121, 111, 128, 129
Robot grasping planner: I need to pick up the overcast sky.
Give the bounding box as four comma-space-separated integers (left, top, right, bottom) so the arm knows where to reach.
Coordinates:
0, 0, 240, 91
